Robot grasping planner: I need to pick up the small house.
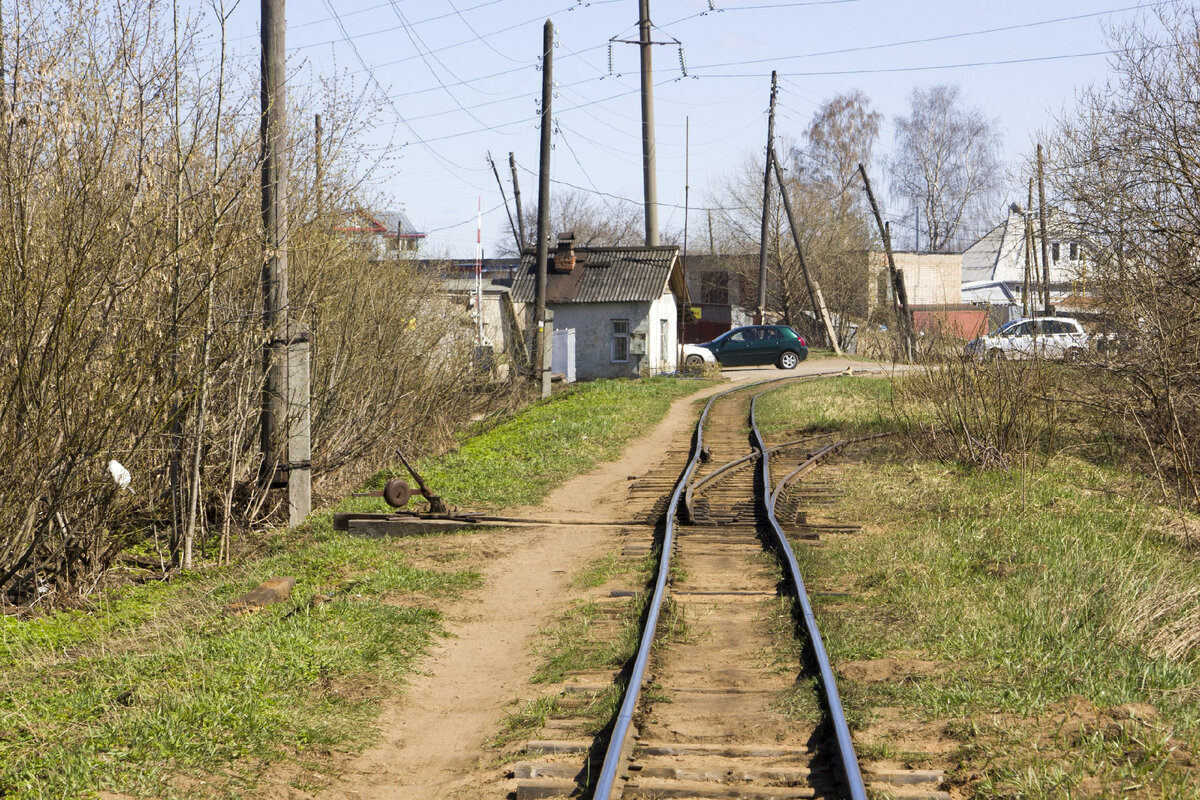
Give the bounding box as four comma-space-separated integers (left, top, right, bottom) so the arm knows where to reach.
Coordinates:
510, 237, 689, 380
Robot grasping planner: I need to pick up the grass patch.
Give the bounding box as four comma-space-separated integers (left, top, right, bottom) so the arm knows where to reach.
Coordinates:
754, 376, 894, 438
367, 377, 714, 509
572, 553, 624, 590
773, 376, 1200, 797
1, 376, 718, 798
0, 515, 481, 798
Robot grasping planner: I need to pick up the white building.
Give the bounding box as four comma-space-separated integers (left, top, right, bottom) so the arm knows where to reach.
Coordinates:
961, 208, 1089, 311
510, 238, 689, 380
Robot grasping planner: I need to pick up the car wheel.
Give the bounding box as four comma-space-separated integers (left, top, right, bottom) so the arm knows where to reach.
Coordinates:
988, 348, 1006, 361
1065, 347, 1084, 363
777, 350, 800, 370
685, 354, 705, 368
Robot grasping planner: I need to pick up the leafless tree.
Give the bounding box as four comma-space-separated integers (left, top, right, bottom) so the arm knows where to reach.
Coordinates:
500, 188, 650, 255
708, 92, 880, 343
891, 85, 1003, 252
1046, 2, 1200, 509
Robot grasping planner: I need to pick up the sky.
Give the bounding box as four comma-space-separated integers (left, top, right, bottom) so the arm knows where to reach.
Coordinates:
212, 0, 1169, 258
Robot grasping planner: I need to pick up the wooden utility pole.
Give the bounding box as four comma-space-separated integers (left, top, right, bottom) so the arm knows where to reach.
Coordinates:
509, 152, 526, 251
756, 70, 778, 323
1037, 143, 1051, 315
534, 19, 553, 397
638, 0, 659, 246
858, 163, 913, 360
261, 0, 310, 525
488, 151, 521, 255
1023, 180, 1034, 317
772, 149, 841, 356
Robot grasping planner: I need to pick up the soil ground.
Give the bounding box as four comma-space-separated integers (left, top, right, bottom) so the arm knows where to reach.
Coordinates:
266, 359, 866, 800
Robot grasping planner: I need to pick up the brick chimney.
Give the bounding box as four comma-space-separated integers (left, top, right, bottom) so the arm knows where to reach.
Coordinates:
554, 232, 576, 273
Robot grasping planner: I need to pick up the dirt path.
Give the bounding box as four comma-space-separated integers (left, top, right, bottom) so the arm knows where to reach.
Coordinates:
302, 360, 865, 799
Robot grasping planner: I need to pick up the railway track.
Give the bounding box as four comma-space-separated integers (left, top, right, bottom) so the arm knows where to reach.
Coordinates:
514, 375, 949, 800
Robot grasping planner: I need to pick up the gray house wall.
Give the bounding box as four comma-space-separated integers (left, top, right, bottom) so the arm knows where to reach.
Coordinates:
550, 292, 678, 379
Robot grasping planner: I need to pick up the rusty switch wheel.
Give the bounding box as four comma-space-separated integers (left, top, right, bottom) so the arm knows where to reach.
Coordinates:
382, 478, 413, 508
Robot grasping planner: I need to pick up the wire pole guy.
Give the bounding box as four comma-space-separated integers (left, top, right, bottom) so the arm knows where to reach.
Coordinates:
773, 148, 842, 357
509, 152, 526, 252
488, 151, 520, 255
859, 162, 914, 362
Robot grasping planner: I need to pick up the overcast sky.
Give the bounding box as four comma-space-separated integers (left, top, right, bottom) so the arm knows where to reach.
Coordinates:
215, 0, 1167, 257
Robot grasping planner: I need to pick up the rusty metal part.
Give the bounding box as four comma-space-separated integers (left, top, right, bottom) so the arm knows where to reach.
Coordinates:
382, 478, 413, 508
351, 478, 415, 508
395, 449, 448, 514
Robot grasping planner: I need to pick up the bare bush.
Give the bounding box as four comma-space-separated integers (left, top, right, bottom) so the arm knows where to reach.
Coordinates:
892, 356, 1064, 470
0, 0, 487, 603
1046, 2, 1200, 510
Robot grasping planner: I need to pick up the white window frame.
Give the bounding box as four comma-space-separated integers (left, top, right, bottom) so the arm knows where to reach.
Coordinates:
611, 319, 630, 363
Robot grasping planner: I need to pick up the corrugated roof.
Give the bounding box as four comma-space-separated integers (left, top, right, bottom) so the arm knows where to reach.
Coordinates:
510, 246, 683, 304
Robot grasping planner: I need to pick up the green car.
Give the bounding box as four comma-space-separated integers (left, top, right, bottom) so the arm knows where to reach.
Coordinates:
697, 325, 809, 369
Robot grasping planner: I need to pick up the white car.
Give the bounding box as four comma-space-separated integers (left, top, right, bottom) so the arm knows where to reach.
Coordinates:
965, 316, 1089, 361
682, 343, 718, 368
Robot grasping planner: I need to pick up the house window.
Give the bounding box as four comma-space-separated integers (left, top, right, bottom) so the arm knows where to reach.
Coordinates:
1069, 242, 1079, 261
660, 319, 669, 366
611, 319, 630, 363
1052, 242, 1060, 262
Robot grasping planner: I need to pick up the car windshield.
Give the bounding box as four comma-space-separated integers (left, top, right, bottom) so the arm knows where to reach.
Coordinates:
993, 320, 1024, 336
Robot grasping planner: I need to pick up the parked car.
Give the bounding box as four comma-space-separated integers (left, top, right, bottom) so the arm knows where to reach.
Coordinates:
692, 325, 809, 369
682, 343, 717, 368
964, 316, 1089, 361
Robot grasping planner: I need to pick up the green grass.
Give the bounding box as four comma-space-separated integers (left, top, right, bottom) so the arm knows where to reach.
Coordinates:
767, 375, 1200, 798
367, 377, 714, 509
0, 378, 717, 798
0, 515, 481, 799
754, 375, 895, 437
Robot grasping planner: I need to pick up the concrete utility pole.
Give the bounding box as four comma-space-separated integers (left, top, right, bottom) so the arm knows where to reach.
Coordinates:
756, 71, 778, 323
638, 0, 659, 246
509, 152, 526, 252
1037, 143, 1051, 315
261, 0, 310, 525
534, 19, 553, 397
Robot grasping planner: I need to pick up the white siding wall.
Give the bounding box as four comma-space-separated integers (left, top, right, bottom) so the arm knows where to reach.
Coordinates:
648, 291, 679, 373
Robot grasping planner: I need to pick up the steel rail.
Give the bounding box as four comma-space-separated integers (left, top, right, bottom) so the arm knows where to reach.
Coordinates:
751, 393, 868, 800
590, 370, 848, 800
684, 434, 831, 520
770, 432, 896, 510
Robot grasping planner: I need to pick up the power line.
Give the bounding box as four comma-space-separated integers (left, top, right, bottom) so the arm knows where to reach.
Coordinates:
698, 47, 1139, 79
690, 2, 1170, 72
317, 0, 486, 177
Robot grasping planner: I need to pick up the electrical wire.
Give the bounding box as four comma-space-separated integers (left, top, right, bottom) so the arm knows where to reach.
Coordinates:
689, 2, 1171, 71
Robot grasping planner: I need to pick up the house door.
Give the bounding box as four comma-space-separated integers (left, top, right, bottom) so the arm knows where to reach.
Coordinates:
660, 319, 669, 371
